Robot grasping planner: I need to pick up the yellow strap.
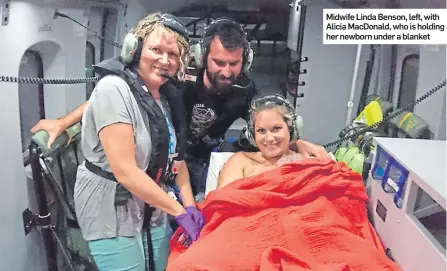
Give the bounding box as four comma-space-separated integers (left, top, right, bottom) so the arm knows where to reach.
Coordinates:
64, 130, 73, 146
398, 112, 413, 127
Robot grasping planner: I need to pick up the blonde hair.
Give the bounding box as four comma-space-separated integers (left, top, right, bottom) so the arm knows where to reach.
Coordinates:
130, 12, 189, 80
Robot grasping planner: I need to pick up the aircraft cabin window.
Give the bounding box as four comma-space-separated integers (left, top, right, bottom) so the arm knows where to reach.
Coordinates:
85, 41, 96, 99
18, 50, 45, 158
397, 54, 419, 112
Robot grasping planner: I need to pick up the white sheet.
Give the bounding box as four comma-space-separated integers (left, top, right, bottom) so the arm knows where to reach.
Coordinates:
205, 152, 235, 196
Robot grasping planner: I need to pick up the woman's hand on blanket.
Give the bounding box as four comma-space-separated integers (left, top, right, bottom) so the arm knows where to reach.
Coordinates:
185, 206, 205, 229
175, 212, 202, 241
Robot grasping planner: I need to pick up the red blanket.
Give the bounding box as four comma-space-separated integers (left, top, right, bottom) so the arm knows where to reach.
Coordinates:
168, 159, 401, 271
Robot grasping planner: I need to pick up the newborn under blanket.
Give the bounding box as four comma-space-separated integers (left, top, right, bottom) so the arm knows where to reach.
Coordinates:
167, 159, 401, 271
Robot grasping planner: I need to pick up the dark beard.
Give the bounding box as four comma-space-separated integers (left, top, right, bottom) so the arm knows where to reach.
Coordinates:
205, 69, 236, 95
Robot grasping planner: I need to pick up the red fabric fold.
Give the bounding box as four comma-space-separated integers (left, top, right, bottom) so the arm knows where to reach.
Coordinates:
167, 159, 401, 271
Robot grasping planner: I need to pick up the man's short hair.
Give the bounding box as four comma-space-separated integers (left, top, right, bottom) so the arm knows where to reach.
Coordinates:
211, 24, 246, 52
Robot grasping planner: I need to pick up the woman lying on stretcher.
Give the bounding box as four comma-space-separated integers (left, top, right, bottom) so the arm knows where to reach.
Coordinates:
217, 93, 305, 189
168, 93, 400, 271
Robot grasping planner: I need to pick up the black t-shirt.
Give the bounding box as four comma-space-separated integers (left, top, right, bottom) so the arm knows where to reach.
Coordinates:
181, 70, 259, 158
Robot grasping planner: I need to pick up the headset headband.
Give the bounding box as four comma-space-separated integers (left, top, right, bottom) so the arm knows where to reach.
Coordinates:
250, 93, 296, 116
196, 16, 252, 72
158, 13, 189, 41
203, 17, 247, 40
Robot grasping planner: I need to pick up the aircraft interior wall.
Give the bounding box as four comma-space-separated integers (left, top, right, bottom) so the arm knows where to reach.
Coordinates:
374, 45, 393, 97
413, 45, 446, 139
0, 1, 109, 270
226, 0, 374, 137
376, 43, 447, 140
390, 45, 419, 108
225, 41, 291, 132
0, 1, 191, 269
289, 0, 446, 144
439, 90, 447, 140
87, 7, 105, 65
287, 0, 369, 144
101, 8, 118, 60
388, 0, 446, 140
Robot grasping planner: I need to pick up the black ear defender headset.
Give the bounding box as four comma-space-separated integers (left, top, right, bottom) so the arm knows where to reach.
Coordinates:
246, 93, 299, 146
192, 17, 254, 73
120, 13, 190, 67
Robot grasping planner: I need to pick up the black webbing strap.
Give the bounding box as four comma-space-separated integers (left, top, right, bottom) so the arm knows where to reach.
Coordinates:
84, 159, 132, 206
85, 159, 157, 270
143, 206, 156, 271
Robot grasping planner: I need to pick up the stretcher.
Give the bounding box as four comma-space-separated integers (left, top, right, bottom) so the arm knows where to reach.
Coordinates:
29, 123, 97, 271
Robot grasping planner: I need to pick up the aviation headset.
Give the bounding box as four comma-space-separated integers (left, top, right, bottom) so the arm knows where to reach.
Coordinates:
246, 93, 299, 146
192, 17, 254, 72
120, 13, 189, 67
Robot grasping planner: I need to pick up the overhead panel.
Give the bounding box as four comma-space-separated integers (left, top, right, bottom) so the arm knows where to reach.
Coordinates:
227, 0, 260, 12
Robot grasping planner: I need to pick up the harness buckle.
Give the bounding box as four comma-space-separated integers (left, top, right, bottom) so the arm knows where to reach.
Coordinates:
165, 153, 182, 185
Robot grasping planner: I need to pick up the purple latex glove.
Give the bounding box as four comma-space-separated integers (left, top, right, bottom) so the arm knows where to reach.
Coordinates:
175, 212, 201, 241
185, 206, 205, 229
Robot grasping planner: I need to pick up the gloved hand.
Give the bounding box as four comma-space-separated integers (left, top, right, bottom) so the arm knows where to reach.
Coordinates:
175, 212, 201, 241
185, 206, 205, 229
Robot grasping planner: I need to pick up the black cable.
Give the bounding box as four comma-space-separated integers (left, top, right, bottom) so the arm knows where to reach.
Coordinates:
0, 70, 183, 85
323, 79, 446, 149
0, 75, 100, 84
55, 12, 123, 49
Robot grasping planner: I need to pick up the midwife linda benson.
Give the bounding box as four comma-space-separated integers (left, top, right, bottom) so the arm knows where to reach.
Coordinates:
326, 12, 420, 21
